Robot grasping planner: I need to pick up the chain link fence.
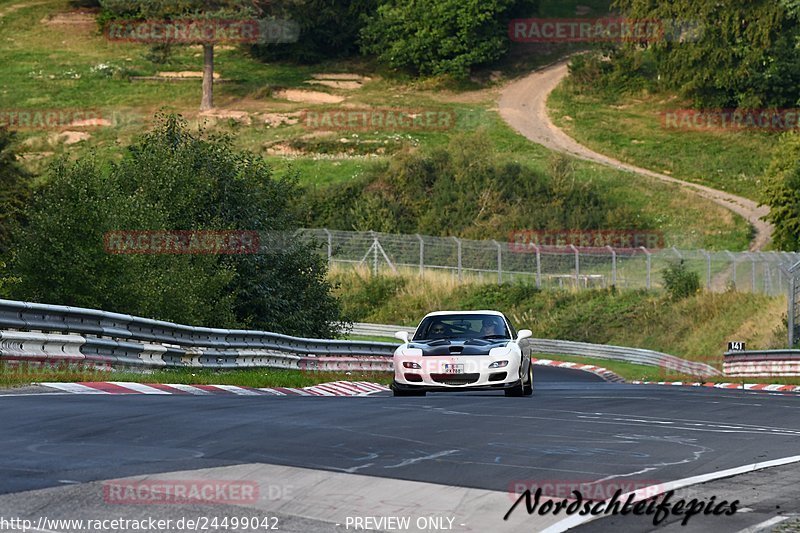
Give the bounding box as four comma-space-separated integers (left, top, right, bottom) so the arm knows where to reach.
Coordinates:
301, 229, 800, 296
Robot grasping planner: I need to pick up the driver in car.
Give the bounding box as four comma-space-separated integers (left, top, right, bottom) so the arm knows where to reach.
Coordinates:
430, 322, 448, 338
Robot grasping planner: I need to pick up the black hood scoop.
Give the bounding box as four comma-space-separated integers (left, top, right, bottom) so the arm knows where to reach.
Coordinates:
409, 339, 510, 356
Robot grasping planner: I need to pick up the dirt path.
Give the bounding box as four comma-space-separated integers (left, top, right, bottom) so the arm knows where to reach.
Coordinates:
498, 60, 773, 252
0, 0, 51, 19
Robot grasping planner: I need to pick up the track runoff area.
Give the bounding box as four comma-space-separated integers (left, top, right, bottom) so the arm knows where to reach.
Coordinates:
1, 365, 799, 532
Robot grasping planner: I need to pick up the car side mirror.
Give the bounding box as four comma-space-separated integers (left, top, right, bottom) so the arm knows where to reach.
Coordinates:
394, 331, 410, 344
516, 329, 532, 342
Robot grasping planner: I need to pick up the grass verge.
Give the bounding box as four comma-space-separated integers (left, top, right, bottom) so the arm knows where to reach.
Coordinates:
540, 355, 800, 386
548, 80, 776, 202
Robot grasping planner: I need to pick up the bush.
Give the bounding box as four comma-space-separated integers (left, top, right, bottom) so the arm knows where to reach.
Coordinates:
298, 131, 646, 240
10, 114, 346, 337
335, 273, 407, 322
762, 133, 800, 251
0, 128, 32, 257
360, 0, 519, 79
662, 261, 700, 300
250, 0, 379, 63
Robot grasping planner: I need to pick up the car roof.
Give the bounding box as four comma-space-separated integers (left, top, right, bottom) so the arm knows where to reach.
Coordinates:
423, 310, 504, 318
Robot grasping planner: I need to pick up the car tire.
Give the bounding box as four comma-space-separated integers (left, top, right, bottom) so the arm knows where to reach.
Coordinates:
523, 362, 533, 396
505, 368, 525, 397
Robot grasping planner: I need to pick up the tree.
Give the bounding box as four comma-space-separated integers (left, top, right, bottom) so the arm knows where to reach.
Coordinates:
250, 0, 379, 63
11, 114, 346, 337
612, 0, 800, 107
360, 0, 521, 79
0, 127, 32, 257
762, 133, 800, 250
101, 0, 272, 110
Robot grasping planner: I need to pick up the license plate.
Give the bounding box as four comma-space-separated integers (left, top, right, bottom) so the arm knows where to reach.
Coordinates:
444, 364, 464, 374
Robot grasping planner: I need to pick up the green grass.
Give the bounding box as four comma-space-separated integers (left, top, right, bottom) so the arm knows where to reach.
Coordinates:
0, 0, 750, 251
548, 81, 778, 202
535, 354, 705, 381
0, 363, 392, 389
538, 354, 800, 386
346, 334, 399, 343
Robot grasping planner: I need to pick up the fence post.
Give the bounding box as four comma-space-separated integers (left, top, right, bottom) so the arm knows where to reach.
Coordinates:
606, 245, 616, 286
452, 236, 462, 282
640, 246, 651, 289
534, 244, 541, 289
751, 255, 756, 292
493, 240, 502, 284
371, 231, 378, 276
323, 228, 332, 266
725, 251, 736, 288
790, 275, 795, 347
701, 250, 711, 290
569, 244, 580, 288
416, 234, 424, 278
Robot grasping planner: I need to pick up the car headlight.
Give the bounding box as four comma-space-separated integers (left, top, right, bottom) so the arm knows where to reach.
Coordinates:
400, 348, 423, 357
403, 361, 422, 369
488, 360, 509, 368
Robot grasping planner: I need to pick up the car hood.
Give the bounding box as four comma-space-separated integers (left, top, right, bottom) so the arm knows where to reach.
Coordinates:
407, 339, 511, 356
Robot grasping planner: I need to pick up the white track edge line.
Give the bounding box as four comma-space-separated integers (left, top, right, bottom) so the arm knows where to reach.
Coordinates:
544, 453, 800, 532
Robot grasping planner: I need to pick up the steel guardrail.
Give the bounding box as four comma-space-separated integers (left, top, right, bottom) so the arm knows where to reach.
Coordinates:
724, 349, 800, 377
0, 299, 396, 371
352, 322, 720, 377
0, 299, 722, 376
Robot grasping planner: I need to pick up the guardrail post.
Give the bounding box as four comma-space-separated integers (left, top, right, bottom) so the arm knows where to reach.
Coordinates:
416, 234, 424, 278
493, 240, 502, 284
606, 245, 616, 287
640, 246, 651, 289
323, 228, 332, 266
452, 236, 462, 282
569, 244, 579, 288
534, 244, 541, 289
701, 250, 711, 290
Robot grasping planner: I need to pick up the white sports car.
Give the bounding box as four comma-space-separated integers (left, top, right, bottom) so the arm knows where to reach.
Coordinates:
391, 310, 533, 397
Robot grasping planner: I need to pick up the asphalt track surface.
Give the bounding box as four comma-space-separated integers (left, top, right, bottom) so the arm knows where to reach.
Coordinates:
1, 366, 799, 532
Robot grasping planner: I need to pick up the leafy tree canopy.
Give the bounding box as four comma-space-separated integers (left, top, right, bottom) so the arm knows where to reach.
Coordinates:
10, 115, 346, 337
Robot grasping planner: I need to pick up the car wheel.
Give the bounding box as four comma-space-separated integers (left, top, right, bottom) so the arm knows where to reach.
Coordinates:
523, 362, 533, 396
505, 367, 525, 397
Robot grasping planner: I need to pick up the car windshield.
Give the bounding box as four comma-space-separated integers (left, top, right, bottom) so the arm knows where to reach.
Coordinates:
413, 314, 511, 341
